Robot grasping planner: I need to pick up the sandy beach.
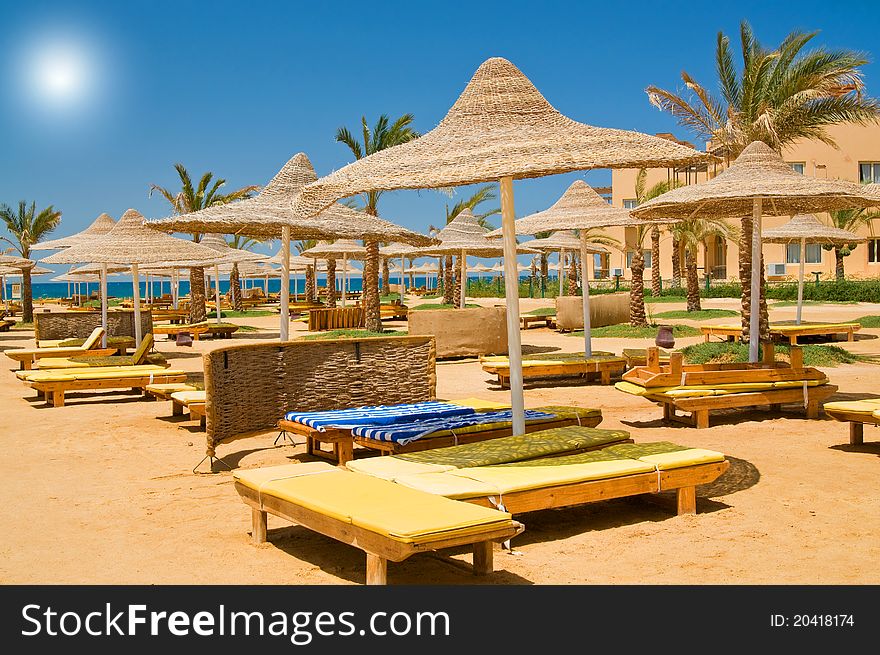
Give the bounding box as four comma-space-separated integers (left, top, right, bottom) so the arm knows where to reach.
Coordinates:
1, 296, 878, 585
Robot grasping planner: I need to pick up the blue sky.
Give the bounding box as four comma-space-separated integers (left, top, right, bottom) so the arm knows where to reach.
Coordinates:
3, 0, 880, 266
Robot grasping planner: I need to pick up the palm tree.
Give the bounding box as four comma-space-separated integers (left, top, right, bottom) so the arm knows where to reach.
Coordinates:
427, 185, 501, 305
0, 201, 61, 322
294, 239, 318, 303
671, 218, 736, 311
634, 169, 682, 298
226, 235, 261, 311
336, 114, 420, 330
825, 208, 878, 279
149, 164, 258, 322
646, 20, 880, 340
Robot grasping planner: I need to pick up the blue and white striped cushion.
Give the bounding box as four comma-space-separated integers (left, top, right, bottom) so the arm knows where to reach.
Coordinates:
351, 409, 557, 445
283, 401, 474, 431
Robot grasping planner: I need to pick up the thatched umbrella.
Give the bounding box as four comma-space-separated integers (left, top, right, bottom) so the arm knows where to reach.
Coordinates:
0, 255, 35, 312
520, 229, 604, 299
633, 140, 880, 361
489, 180, 672, 356
148, 153, 433, 340
301, 239, 367, 307
762, 214, 865, 325
381, 242, 420, 303
31, 213, 116, 251
292, 57, 709, 432
416, 209, 536, 309
42, 209, 220, 347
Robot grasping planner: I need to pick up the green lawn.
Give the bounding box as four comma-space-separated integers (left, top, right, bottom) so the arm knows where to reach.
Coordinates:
644, 296, 689, 303
301, 329, 408, 341
525, 307, 556, 316
772, 299, 859, 307
856, 315, 880, 327
653, 309, 739, 320
679, 341, 868, 367
569, 323, 701, 339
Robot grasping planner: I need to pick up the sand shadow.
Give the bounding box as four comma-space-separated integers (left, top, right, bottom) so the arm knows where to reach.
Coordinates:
622, 406, 819, 429
697, 456, 761, 497
260, 526, 533, 585
852, 333, 877, 341
829, 442, 880, 457
822, 391, 880, 402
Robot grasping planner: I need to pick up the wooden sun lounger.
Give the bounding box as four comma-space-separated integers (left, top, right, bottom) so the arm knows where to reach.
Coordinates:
5, 327, 115, 370
278, 405, 604, 465
619, 345, 838, 428
171, 391, 207, 429
234, 463, 523, 585
481, 352, 626, 388
519, 314, 556, 329
28, 368, 188, 407
701, 321, 860, 345
823, 400, 880, 445
153, 323, 240, 340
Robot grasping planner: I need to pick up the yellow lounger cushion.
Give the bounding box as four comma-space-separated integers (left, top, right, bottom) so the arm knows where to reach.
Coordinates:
346, 457, 455, 480
28, 368, 185, 382
823, 399, 880, 416
234, 462, 338, 490
707, 322, 859, 332
637, 448, 726, 469
239, 466, 514, 545
146, 383, 197, 394
616, 378, 826, 397
170, 390, 206, 404
391, 471, 500, 499
19, 365, 169, 381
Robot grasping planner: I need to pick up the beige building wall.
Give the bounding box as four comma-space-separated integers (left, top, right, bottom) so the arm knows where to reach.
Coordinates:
604, 124, 880, 284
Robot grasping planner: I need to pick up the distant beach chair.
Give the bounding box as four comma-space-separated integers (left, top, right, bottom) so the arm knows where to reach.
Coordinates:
480, 351, 626, 387
31, 333, 161, 370
5, 327, 116, 370
823, 399, 880, 445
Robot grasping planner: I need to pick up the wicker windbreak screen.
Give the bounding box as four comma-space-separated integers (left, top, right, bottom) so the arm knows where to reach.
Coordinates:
203, 336, 437, 451
34, 310, 153, 342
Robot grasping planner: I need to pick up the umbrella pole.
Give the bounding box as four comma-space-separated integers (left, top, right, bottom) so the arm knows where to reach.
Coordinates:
400, 257, 405, 304
100, 264, 108, 348
749, 198, 763, 363
172, 270, 178, 309
342, 255, 348, 307
460, 249, 467, 309
280, 226, 290, 342
797, 237, 805, 325
558, 249, 565, 297
580, 232, 592, 358
214, 264, 222, 325
131, 263, 142, 348
500, 176, 525, 435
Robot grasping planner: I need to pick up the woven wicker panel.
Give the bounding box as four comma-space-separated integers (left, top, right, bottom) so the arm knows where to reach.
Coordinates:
34, 310, 154, 341
204, 336, 436, 452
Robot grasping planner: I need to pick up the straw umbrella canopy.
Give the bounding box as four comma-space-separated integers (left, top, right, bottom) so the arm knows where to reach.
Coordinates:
291, 57, 710, 433
31, 213, 116, 251
301, 240, 368, 307
42, 209, 221, 346
488, 180, 674, 356
0, 264, 52, 275
520, 229, 605, 300
633, 140, 880, 361
416, 209, 536, 309
380, 242, 421, 303
762, 214, 864, 325
148, 153, 433, 340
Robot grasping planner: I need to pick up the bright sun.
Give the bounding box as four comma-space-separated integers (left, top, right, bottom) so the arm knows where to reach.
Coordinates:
22, 36, 95, 108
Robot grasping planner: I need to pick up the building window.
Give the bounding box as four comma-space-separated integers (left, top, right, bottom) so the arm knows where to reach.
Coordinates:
868, 238, 880, 263
788, 162, 805, 175
622, 199, 637, 209
785, 243, 822, 264
625, 249, 652, 268
859, 162, 880, 184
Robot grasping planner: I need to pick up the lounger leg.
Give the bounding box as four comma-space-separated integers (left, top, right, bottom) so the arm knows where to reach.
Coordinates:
806, 400, 819, 419
336, 439, 354, 466
663, 403, 673, 421
848, 330, 855, 342
251, 509, 267, 544
677, 486, 696, 515
52, 390, 65, 407
694, 410, 709, 429
365, 553, 387, 585
850, 422, 864, 446
600, 368, 611, 385
172, 400, 183, 416
473, 541, 494, 576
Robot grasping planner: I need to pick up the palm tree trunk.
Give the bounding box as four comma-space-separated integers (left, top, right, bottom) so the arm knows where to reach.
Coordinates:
382, 258, 390, 293
305, 266, 315, 303
364, 241, 382, 332
230, 263, 243, 312
685, 247, 701, 312
629, 250, 647, 327
442, 255, 454, 305
739, 215, 752, 342
671, 238, 682, 287
540, 254, 548, 293
326, 258, 337, 308
189, 267, 207, 323
22, 267, 33, 323
453, 257, 462, 308
759, 254, 770, 342
835, 248, 845, 280
651, 227, 662, 297
568, 254, 578, 295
